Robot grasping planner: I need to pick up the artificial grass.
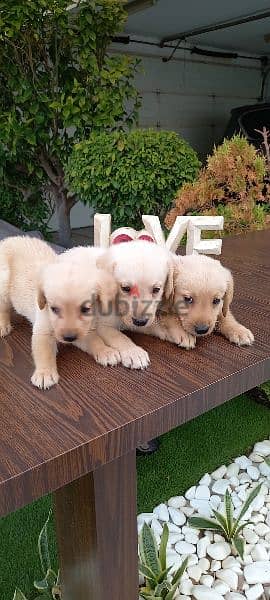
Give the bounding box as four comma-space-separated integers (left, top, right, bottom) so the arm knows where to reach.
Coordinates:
1, 392, 270, 599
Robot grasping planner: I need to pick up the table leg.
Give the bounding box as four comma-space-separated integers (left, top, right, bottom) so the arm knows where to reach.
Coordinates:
54, 451, 138, 600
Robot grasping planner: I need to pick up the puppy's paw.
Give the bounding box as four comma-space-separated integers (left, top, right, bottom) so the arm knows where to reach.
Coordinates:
0, 322, 11, 337
31, 368, 59, 390
94, 347, 121, 367
120, 346, 150, 370
227, 325, 254, 346
176, 331, 196, 350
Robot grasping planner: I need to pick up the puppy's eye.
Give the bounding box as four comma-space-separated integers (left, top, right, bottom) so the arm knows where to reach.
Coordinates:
51, 306, 60, 315
81, 305, 92, 315
121, 285, 131, 293
213, 298, 221, 305
152, 286, 161, 294
184, 296, 193, 304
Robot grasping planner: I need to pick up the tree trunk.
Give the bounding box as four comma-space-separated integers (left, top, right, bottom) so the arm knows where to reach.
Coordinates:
55, 191, 72, 248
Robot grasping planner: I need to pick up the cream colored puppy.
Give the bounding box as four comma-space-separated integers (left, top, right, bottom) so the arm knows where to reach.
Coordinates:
94, 240, 174, 369
0, 237, 119, 389
144, 254, 254, 348
59, 241, 174, 369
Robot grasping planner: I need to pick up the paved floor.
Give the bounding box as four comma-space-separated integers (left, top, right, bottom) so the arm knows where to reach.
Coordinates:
52, 226, 94, 247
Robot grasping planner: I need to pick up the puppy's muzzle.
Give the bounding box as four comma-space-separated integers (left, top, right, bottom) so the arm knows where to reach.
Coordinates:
195, 324, 209, 335
62, 333, 77, 343
132, 317, 149, 327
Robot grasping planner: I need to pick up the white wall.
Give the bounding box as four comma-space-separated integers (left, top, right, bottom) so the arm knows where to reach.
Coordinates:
53, 42, 261, 230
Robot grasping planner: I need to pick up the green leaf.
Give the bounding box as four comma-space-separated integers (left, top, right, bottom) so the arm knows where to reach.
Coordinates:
159, 523, 169, 571
13, 590, 29, 600
233, 536, 245, 559
265, 457, 270, 466
165, 582, 180, 600
212, 510, 229, 537
224, 489, 234, 534
139, 523, 161, 577
188, 516, 222, 532
38, 511, 52, 576
233, 484, 262, 533
139, 562, 157, 588
33, 579, 48, 592
156, 567, 171, 584
171, 556, 188, 586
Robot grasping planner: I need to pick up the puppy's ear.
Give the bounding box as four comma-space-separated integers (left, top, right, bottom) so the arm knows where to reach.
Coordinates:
164, 254, 178, 302
37, 286, 47, 310
222, 269, 234, 316
96, 251, 115, 274
97, 270, 117, 313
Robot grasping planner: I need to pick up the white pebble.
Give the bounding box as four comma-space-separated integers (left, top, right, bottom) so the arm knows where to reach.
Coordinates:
226, 594, 245, 600
255, 522, 270, 536
153, 503, 169, 521
179, 579, 193, 595
190, 499, 212, 517
168, 507, 186, 526
188, 554, 199, 566
211, 560, 221, 571
168, 533, 184, 545
210, 495, 221, 510
181, 506, 195, 517
212, 580, 230, 595
185, 532, 199, 545
175, 541, 196, 555
243, 528, 259, 544
247, 465, 260, 481
200, 574, 214, 587
197, 536, 209, 558
207, 542, 231, 560
226, 463, 240, 478
192, 585, 224, 600
244, 560, 270, 584
212, 479, 230, 495
229, 477, 239, 488
187, 565, 202, 582
166, 550, 183, 569
151, 518, 163, 535
198, 558, 210, 572
246, 583, 264, 600
251, 543, 268, 561
212, 465, 227, 480
199, 473, 212, 486
185, 486, 196, 500
167, 522, 182, 533
137, 512, 154, 525
168, 495, 186, 508
253, 440, 270, 457
216, 568, 238, 591
235, 455, 252, 469
259, 462, 270, 476
249, 452, 264, 463
195, 485, 210, 500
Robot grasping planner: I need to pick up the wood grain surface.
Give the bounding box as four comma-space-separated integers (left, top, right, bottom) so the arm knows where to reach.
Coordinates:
0, 230, 269, 517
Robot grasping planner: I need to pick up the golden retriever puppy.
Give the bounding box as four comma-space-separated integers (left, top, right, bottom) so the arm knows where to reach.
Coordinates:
144, 254, 254, 348
0, 237, 119, 389
94, 240, 174, 369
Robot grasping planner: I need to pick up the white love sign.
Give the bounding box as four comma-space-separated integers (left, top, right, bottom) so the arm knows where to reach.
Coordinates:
94, 213, 224, 255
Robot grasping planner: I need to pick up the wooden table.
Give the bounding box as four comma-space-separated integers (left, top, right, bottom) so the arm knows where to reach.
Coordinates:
0, 231, 269, 599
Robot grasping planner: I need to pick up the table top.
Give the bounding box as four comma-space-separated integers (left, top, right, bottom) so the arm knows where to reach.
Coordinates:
0, 230, 269, 517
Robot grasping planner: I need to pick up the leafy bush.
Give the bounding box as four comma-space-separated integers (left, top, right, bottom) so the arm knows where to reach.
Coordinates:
0, 187, 51, 237
139, 522, 188, 599
66, 129, 201, 229
165, 135, 269, 235
189, 484, 261, 559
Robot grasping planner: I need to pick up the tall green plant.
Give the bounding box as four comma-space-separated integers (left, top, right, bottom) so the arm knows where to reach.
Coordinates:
13, 511, 60, 600
139, 522, 188, 599
0, 0, 140, 246
189, 484, 261, 559
66, 129, 200, 230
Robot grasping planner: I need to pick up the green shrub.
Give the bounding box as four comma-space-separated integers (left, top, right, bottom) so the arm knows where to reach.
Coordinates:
66, 129, 201, 229
0, 187, 51, 237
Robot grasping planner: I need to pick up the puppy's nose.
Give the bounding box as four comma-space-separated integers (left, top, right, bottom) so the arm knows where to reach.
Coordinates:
195, 324, 209, 335
132, 317, 149, 327
63, 334, 77, 343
